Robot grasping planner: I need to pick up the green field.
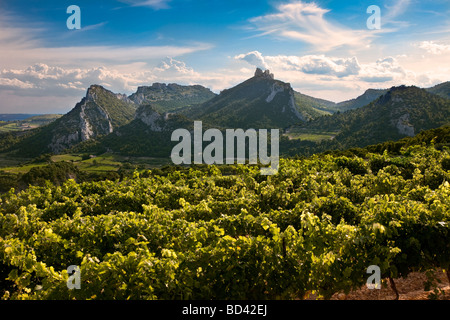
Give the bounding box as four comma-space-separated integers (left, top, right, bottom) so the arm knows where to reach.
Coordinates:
285, 128, 339, 142
0, 153, 172, 175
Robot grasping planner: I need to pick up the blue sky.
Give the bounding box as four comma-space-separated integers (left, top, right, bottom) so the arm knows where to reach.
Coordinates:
1, 0, 450, 113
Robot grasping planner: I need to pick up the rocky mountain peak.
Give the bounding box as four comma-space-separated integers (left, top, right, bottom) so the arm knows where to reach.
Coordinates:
85, 85, 99, 102
254, 68, 274, 80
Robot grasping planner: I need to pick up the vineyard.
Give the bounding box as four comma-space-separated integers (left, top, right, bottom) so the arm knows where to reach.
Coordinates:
0, 144, 449, 300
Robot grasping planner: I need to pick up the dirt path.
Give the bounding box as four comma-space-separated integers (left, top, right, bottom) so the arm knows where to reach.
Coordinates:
331, 269, 450, 300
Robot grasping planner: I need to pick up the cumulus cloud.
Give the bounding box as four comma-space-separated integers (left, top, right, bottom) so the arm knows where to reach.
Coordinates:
0, 63, 139, 97
418, 41, 450, 55
235, 51, 426, 85
234, 51, 270, 69
358, 57, 407, 82
0, 59, 198, 98
0, 57, 250, 112
270, 55, 361, 78
232, 50, 445, 102
236, 51, 360, 78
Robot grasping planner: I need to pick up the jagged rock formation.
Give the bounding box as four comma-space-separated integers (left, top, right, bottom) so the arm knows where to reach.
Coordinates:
254, 68, 274, 80
10, 85, 136, 156
46, 85, 135, 153
135, 104, 165, 132
393, 113, 415, 137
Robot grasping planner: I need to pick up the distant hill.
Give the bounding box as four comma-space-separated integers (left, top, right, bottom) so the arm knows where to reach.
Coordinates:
426, 81, 450, 100
291, 88, 388, 116
0, 114, 62, 133
284, 85, 450, 154
335, 88, 388, 112
129, 83, 216, 113
0, 114, 42, 121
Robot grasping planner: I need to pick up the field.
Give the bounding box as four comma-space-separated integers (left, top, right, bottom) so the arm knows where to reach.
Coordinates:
0, 115, 62, 133
285, 128, 339, 142
0, 153, 172, 174
0, 144, 449, 300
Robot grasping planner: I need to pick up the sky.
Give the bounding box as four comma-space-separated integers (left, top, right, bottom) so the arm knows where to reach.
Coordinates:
0, 0, 450, 113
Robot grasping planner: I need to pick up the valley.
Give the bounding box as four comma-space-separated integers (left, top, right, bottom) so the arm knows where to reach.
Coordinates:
0, 68, 449, 301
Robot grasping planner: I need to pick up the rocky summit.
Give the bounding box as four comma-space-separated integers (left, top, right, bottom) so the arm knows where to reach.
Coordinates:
181, 68, 304, 129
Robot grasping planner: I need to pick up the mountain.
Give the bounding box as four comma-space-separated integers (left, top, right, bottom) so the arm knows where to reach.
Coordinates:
335, 88, 388, 112
426, 81, 450, 100
180, 68, 305, 129
291, 88, 388, 117
4, 70, 450, 160
71, 104, 195, 157
290, 85, 450, 151
129, 83, 216, 112
8, 85, 136, 157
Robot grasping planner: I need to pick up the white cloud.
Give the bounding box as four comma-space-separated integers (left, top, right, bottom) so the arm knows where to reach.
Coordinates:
271, 55, 361, 78
0, 77, 35, 89
358, 57, 407, 82
236, 51, 360, 78
418, 41, 450, 55
0, 58, 206, 98
234, 51, 270, 69
0, 57, 249, 113
248, 1, 376, 52
0, 43, 213, 70
384, 0, 411, 24
117, 0, 171, 10
232, 50, 446, 102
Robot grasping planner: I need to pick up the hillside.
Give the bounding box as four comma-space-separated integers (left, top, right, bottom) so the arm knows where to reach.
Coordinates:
129, 83, 217, 112
335, 88, 388, 112
181, 68, 305, 129
7, 85, 136, 157
289, 85, 450, 151
71, 104, 195, 157
293, 92, 335, 119
426, 81, 450, 100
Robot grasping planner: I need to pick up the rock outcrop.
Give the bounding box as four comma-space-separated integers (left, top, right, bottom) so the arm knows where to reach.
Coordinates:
135, 105, 164, 131
254, 68, 274, 80
38, 85, 136, 154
